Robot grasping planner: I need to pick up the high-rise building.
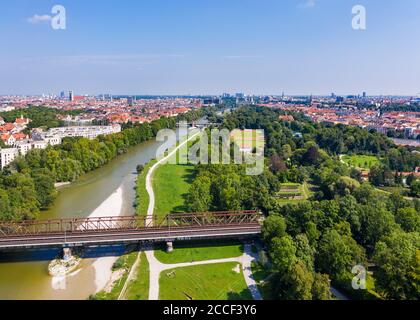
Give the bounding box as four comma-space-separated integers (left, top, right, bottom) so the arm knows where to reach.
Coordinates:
128, 96, 135, 106
69, 91, 74, 102
363, 92, 367, 98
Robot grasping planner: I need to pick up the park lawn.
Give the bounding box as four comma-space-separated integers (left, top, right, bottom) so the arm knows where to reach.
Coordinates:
154, 242, 244, 264
135, 132, 200, 218
136, 160, 156, 217
159, 262, 253, 300
153, 163, 196, 217
125, 252, 150, 300
342, 154, 380, 169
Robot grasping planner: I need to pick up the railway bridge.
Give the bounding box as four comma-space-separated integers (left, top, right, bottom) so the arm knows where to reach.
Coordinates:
0, 211, 262, 252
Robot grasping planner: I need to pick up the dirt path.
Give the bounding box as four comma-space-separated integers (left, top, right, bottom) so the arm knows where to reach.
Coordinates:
118, 251, 142, 300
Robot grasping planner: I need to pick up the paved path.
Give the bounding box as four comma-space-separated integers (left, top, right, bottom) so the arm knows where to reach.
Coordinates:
145, 249, 240, 300
330, 286, 350, 301
239, 244, 263, 300
142, 128, 263, 301
145, 129, 201, 226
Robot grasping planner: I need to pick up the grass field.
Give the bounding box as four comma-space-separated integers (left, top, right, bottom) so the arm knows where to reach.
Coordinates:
135, 133, 200, 217
155, 242, 244, 264
342, 155, 380, 169
153, 164, 196, 216
159, 262, 253, 300
125, 252, 150, 300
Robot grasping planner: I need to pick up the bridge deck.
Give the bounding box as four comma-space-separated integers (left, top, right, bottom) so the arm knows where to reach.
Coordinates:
0, 211, 262, 250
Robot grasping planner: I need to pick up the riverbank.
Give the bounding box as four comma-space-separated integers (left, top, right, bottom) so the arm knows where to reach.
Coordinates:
0, 133, 187, 300
49, 186, 125, 296
89, 187, 125, 293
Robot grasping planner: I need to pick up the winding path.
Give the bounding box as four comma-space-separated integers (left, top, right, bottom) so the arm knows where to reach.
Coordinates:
145, 129, 201, 226
142, 129, 262, 301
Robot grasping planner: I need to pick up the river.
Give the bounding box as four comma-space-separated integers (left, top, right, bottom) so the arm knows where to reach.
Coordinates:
0, 131, 183, 300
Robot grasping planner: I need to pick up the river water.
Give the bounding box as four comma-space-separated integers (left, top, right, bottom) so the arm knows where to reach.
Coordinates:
0, 134, 176, 300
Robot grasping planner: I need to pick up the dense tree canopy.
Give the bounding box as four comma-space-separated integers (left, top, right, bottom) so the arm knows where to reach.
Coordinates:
0, 109, 204, 221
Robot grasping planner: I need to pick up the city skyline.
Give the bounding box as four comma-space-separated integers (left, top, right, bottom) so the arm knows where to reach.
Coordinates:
1, 0, 420, 95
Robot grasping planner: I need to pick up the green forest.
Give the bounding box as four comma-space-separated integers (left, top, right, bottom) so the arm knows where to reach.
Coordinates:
183, 106, 419, 300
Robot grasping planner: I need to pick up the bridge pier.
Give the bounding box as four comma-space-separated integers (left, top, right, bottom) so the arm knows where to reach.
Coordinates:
63, 247, 73, 261
166, 242, 174, 253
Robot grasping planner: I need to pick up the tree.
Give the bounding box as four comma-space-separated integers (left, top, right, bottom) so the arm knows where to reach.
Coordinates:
373, 230, 420, 300
312, 273, 333, 300
350, 167, 363, 183
281, 144, 292, 160
410, 180, 420, 198
295, 234, 315, 271
269, 154, 287, 173
262, 214, 287, 242
357, 205, 396, 251
406, 174, 416, 187
333, 176, 360, 196
136, 164, 144, 174
303, 146, 323, 166
316, 229, 365, 283
369, 164, 394, 187
0, 188, 12, 221
186, 176, 212, 212
395, 207, 420, 233
270, 235, 297, 273
276, 259, 314, 300
31, 170, 57, 208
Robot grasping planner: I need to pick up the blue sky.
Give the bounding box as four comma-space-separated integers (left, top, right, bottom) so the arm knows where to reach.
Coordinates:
0, 0, 419, 96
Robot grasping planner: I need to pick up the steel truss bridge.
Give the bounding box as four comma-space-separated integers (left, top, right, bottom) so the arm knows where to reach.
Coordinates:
0, 211, 262, 250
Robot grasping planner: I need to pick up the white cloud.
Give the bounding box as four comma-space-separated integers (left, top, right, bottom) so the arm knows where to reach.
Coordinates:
298, 0, 316, 8
27, 14, 52, 24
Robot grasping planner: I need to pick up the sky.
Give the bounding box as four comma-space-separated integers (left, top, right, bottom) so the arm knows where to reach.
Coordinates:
0, 0, 419, 96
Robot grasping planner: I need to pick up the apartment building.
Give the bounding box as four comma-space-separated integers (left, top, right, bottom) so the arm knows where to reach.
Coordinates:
46, 124, 121, 140
0, 148, 19, 169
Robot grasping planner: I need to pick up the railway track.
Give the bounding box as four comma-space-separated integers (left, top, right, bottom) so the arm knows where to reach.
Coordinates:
0, 224, 261, 249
